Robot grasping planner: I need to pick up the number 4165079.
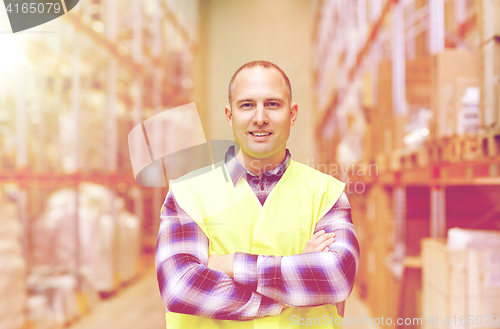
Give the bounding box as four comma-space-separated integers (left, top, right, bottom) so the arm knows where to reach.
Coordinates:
6, 2, 62, 14
443, 315, 499, 326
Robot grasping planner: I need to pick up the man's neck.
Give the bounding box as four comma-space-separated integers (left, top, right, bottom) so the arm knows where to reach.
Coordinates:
234, 149, 287, 179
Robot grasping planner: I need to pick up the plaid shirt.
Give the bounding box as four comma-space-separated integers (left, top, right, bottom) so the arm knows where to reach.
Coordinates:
156, 146, 359, 320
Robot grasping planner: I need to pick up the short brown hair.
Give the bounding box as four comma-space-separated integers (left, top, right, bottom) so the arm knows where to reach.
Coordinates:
228, 60, 292, 106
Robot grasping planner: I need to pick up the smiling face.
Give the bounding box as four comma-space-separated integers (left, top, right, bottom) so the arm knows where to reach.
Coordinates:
225, 66, 298, 171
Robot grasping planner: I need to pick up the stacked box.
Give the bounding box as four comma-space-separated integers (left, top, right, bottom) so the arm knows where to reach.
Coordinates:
0, 188, 26, 329
480, 39, 500, 128
365, 186, 401, 321
478, 0, 500, 42
430, 50, 480, 139
422, 236, 500, 329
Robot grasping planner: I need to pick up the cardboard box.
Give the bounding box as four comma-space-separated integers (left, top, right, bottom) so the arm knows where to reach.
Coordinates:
481, 39, 500, 127
371, 111, 393, 156
378, 59, 431, 112
407, 58, 431, 106
455, 77, 480, 135
362, 71, 374, 109
378, 60, 393, 114
422, 238, 500, 329
393, 113, 409, 151
365, 186, 401, 321
431, 50, 480, 139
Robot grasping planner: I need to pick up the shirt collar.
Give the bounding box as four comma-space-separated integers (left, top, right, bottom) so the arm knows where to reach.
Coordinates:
224, 145, 291, 187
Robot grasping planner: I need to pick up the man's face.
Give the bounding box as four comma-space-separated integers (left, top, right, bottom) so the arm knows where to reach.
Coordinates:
225, 67, 298, 163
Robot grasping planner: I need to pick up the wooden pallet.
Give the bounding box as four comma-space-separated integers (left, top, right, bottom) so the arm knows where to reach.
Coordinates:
480, 128, 500, 157
401, 147, 430, 169
449, 136, 464, 162
375, 153, 389, 174
430, 137, 452, 163
462, 134, 482, 160
390, 149, 406, 171
431, 135, 482, 163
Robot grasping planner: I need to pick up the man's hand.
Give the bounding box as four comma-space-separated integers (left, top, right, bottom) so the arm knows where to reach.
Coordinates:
302, 230, 335, 253
207, 253, 234, 278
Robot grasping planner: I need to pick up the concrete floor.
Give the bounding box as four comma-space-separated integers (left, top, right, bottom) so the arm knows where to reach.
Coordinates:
69, 268, 378, 329
343, 288, 380, 329
68, 268, 166, 329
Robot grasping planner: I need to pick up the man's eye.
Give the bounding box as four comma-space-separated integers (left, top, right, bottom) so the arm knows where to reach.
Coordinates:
268, 102, 280, 108
241, 103, 253, 108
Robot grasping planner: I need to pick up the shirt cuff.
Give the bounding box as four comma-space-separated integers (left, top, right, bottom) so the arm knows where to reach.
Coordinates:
258, 295, 284, 317
233, 252, 258, 290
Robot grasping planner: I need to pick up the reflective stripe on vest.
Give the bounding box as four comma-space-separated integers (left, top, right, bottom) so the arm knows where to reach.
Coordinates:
167, 160, 346, 328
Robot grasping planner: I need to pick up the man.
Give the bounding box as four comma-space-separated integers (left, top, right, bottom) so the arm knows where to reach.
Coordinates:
156, 61, 359, 328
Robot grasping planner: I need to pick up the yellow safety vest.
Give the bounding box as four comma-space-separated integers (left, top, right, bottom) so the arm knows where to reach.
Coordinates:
166, 160, 346, 328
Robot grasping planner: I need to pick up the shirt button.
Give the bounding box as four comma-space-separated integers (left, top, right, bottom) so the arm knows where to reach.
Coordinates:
260, 184, 264, 191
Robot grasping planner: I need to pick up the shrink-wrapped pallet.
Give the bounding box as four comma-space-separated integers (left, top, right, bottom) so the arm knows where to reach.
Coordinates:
26, 295, 53, 329
31, 183, 115, 288
31, 183, 141, 294
91, 213, 116, 292
116, 198, 141, 283
27, 274, 79, 326
0, 190, 26, 329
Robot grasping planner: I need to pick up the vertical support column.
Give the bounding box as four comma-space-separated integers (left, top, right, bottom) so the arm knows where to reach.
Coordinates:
132, 0, 143, 236
371, 35, 381, 107
106, 0, 117, 174
152, 0, 163, 247
406, 3, 416, 60
454, 0, 467, 27
16, 59, 27, 170
430, 186, 446, 238
390, 186, 406, 280
105, 0, 118, 280
429, 0, 445, 54
337, 0, 345, 89
71, 27, 81, 291
357, 0, 367, 50
392, 0, 406, 115
15, 45, 29, 270
370, 0, 382, 22
347, 0, 355, 68
394, 186, 407, 255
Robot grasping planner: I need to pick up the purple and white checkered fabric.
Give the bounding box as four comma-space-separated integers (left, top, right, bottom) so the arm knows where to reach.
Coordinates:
155, 146, 359, 320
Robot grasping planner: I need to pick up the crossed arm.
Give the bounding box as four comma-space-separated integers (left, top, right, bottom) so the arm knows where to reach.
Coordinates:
155, 191, 359, 320
207, 228, 336, 277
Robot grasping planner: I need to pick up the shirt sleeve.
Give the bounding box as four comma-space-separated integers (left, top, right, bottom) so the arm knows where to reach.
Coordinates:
155, 190, 284, 320
232, 192, 360, 308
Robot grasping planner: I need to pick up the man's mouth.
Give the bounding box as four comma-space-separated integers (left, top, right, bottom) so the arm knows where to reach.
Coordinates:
250, 132, 272, 137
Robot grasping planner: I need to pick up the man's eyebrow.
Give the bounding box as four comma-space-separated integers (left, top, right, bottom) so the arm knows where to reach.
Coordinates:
236, 99, 255, 104
266, 98, 285, 102
236, 97, 285, 104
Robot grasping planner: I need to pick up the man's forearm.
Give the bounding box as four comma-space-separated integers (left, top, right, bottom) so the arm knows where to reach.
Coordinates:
231, 195, 360, 307
157, 253, 283, 320
156, 192, 284, 320
232, 242, 358, 306
207, 253, 235, 278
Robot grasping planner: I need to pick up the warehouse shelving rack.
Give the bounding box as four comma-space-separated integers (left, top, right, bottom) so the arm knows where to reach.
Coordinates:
312, 0, 499, 325
0, 0, 199, 325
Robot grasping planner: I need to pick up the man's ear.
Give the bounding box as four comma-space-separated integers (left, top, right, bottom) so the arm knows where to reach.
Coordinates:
290, 103, 298, 127
225, 105, 233, 127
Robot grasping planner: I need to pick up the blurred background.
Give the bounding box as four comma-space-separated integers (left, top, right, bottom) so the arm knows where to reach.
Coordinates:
0, 0, 499, 328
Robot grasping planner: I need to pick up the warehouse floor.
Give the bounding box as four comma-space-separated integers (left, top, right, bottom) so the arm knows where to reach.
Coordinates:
68, 268, 166, 329
68, 265, 378, 329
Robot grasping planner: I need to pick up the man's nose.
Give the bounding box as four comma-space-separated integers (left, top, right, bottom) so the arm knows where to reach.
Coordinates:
253, 105, 269, 125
